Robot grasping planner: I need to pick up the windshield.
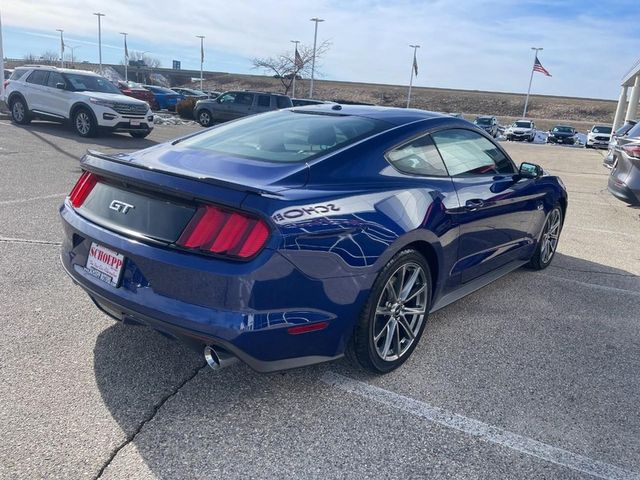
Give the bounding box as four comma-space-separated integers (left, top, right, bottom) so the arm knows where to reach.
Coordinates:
591, 126, 612, 134
180, 110, 390, 163
475, 118, 492, 125
65, 73, 121, 94
552, 126, 573, 133
514, 121, 532, 128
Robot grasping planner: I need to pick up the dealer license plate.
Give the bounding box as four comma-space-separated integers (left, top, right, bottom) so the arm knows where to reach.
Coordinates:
85, 242, 125, 287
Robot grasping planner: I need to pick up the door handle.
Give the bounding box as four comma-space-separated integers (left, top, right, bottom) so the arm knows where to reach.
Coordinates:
465, 199, 485, 211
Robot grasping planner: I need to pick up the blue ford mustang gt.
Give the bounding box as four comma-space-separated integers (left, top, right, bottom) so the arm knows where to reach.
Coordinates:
60, 105, 567, 373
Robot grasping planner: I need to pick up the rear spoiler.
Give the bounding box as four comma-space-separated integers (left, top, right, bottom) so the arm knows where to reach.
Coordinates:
83, 150, 282, 198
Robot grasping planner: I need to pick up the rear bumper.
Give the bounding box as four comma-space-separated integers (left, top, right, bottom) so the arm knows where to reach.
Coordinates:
608, 176, 640, 205
59, 202, 369, 372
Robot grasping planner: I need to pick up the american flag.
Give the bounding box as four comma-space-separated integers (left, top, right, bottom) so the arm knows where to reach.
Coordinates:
294, 47, 303, 69
533, 56, 551, 77
413, 51, 418, 76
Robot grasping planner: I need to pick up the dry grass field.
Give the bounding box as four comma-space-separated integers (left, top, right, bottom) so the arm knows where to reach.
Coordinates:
199, 72, 617, 131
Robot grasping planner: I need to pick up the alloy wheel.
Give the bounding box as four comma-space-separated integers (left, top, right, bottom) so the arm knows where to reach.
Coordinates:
540, 209, 561, 264
12, 101, 24, 122
199, 111, 211, 127
76, 112, 91, 135
373, 262, 428, 362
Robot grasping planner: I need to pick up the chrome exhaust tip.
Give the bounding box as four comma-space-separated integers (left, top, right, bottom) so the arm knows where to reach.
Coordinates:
204, 345, 238, 370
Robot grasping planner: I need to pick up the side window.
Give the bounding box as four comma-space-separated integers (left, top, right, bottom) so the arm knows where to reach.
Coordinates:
10, 69, 29, 81
386, 134, 448, 177
234, 93, 254, 105
257, 95, 270, 107
46, 72, 65, 88
218, 93, 236, 103
276, 96, 291, 109
431, 129, 515, 176
26, 70, 48, 85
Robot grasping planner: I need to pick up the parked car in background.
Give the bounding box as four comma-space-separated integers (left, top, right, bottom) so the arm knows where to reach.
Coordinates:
4, 65, 153, 138
292, 98, 327, 107
194, 90, 293, 127
4, 68, 13, 80
585, 124, 612, 149
115, 81, 157, 110
505, 120, 536, 142
60, 105, 567, 374
547, 125, 577, 145
171, 87, 208, 100
473, 115, 499, 137
604, 120, 638, 168
142, 85, 183, 111
608, 136, 640, 205
202, 90, 221, 99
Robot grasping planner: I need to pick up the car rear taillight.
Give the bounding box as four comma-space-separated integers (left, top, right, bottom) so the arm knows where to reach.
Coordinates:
177, 205, 270, 259
68, 171, 99, 208
3, 80, 9, 89
622, 145, 640, 159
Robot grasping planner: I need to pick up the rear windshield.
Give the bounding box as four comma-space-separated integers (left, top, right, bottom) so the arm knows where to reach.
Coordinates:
591, 125, 612, 134
616, 122, 635, 136
626, 122, 640, 139
180, 110, 390, 163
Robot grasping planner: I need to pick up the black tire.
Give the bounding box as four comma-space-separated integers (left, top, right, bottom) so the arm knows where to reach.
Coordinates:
528, 205, 563, 270
9, 97, 31, 125
348, 249, 432, 373
197, 109, 212, 127
72, 108, 98, 138
130, 130, 151, 139
528, 135, 535, 143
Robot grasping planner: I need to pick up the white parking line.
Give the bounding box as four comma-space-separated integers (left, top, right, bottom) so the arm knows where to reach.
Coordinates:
0, 193, 66, 205
322, 372, 640, 480
565, 225, 638, 238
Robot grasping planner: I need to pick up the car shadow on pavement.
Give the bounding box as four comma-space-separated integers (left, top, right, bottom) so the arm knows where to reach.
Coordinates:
17, 121, 159, 151
91, 253, 639, 477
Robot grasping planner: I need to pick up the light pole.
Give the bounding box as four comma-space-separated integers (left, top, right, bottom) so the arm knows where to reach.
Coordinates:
523, 47, 543, 118
309, 17, 324, 98
67, 45, 80, 67
196, 35, 205, 91
120, 32, 128, 81
290, 39, 300, 98
56, 29, 64, 68
406, 44, 420, 108
93, 13, 105, 73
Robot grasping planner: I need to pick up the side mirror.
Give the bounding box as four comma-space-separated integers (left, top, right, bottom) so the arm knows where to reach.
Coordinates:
519, 162, 542, 179
56, 82, 66, 90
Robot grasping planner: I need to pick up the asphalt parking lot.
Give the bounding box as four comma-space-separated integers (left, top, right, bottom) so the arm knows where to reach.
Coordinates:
1, 118, 639, 480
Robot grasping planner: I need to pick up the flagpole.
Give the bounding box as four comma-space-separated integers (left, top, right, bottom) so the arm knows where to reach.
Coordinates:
196, 35, 205, 91
120, 32, 128, 82
523, 47, 543, 118
56, 29, 64, 68
407, 44, 420, 108
290, 40, 300, 98
93, 13, 105, 74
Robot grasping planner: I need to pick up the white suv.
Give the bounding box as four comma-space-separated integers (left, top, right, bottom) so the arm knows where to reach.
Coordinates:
585, 124, 612, 149
3, 66, 154, 138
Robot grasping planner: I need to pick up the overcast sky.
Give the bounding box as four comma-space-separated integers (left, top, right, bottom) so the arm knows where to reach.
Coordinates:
2, 0, 638, 99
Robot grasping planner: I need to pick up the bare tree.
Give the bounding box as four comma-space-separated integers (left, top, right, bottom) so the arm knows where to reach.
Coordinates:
127, 51, 162, 68
252, 41, 331, 95
38, 51, 59, 64
23, 53, 38, 63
